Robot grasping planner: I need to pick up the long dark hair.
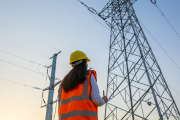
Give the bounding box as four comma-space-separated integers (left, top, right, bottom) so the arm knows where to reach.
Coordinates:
61, 59, 87, 92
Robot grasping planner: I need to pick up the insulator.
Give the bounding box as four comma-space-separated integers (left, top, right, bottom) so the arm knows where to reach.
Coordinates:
147, 101, 152, 106
150, 0, 156, 4
89, 10, 95, 14
78, 0, 89, 9
105, 21, 111, 28
78, 0, 83, 5
89, 7, 98, 15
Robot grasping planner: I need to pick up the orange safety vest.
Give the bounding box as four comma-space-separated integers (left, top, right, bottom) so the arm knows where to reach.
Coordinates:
58, 70, 98, 120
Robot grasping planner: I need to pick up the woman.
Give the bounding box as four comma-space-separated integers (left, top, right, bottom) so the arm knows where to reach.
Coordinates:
58, 50, 108, 120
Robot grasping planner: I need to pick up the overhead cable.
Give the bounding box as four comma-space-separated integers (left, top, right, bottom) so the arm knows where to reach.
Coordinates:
0, 58, 61, 80
89, 11, 110, 30
79, 0, 180, 70
78, 0, 130, 31
0, 22, 60, 51
0, 58, 46, 76
78, 0, 110, 30
45, 68, 50, 87
167, 82, 180, 96
153, 4, 180, 41
0, 58, 61, 82
0, 100, 43, 117
41, 68, 50, 107
41, 92, 46, 107
139, 21, 180, 70
79, 0, 180, 98
33, 88, 42, 98
139, 21, 180, 97
0, 77, 43, 90
0, 49, 47, 68
0, 92, 40, 108
0, 37, 50, 59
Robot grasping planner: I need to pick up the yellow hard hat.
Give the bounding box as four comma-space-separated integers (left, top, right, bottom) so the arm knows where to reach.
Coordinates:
70, 50, 90, 64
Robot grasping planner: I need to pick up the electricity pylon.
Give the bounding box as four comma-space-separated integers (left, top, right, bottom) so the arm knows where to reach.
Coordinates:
41, 51, 61, 120
98, 0, 180, 119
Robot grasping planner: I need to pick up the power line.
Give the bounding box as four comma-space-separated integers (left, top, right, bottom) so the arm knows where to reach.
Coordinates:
45, 68, 50, 87
0, 100, 43, 117
0, 58, 46, 76
41, 92, 46, 107
0, 49, 47, 68
78, 0, 180, 71
0, 51, 62, 83
0, 92, 41, 108
89, 11, 110, 30
167, 82, 180, 97
139, 21, 180, 70
154, 4, 180, 41
0, 36, 67, 59
0, 56, 61, 83
135, 21, 180, 98
0, 23, 68, 58
0, 22, 60, 51
33, 88, 42, 98
78, 0, 110, 30
0, 76, 44, 100
0, 77, 42, 90
78, 0, 180, 101
40, 69, 50, 108
0, 37, 50, 59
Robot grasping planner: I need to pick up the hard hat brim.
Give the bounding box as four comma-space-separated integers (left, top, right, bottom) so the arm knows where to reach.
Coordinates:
69, 58, 90, 65
87, 58, 90, 62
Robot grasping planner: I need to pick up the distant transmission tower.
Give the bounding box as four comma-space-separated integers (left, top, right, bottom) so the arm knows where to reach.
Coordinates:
98, 0, 180, 119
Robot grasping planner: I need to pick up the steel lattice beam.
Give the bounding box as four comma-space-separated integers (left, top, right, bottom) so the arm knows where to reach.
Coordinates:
99, 0, 180, 120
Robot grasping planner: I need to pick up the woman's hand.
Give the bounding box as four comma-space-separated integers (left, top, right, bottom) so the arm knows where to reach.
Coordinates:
102, 90, 108, 103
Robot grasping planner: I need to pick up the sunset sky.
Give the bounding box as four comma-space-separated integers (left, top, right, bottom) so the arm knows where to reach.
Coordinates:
0, 0, 180, 120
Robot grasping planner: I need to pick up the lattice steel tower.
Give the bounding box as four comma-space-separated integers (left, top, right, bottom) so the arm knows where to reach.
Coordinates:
98, 0, 180, 119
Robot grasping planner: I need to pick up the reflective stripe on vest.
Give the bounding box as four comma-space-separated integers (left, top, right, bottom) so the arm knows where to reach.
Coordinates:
58, 70, 98, 120
59, 110, 97, 119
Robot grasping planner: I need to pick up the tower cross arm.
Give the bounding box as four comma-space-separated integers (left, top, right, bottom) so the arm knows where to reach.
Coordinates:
98, 0, 137, 20
98, 0, 113, 20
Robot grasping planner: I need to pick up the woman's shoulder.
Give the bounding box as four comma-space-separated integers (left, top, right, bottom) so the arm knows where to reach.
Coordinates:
87, 69, 96, 74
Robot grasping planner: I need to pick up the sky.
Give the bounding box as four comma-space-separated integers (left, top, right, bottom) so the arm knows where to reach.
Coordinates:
0, 0, 180, 120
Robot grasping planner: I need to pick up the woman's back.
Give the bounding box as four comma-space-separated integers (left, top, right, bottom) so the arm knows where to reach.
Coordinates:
58, 70, 98, 120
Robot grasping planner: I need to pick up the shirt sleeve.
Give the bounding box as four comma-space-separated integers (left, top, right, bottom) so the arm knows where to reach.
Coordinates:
90, 74, 105, 107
